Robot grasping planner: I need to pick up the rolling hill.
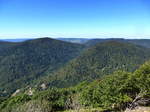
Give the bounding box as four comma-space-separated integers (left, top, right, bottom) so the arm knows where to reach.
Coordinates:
0, 38, 85, 95
0, 41, 18, 51
85, 38, 150, 48
43, 41, 150, 88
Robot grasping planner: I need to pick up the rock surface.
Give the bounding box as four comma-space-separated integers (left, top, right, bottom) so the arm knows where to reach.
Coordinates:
125, 106, 150, 112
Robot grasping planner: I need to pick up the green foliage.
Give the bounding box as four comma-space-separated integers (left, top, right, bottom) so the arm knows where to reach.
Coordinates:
45, 41, 150, 88
80, 71, 133, 109
0, 38, 84, 96
1, 40, 150, 112
33, 88, 69, 110
1, 61, 150, 111
80, 62, 150, 110
0, 94, 31, 111
0, 87, 78, 112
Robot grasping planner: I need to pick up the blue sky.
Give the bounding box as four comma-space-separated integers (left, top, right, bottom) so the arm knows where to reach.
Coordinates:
0, 0, 150, 39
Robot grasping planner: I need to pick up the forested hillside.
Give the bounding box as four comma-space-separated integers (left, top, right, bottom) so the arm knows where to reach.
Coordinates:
85, 38, 150, 48
0, 38, 150, 112
43, 41, 150, 88
0, 41, 17, 51
1, 61, 150, 112
0, 38, 85, 96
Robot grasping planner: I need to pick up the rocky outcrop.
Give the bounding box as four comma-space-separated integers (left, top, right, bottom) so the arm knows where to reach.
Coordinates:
136, 98, 150, 106
125, 93, 150, 112
11, 89, 20, 96
40, 83, 47, 90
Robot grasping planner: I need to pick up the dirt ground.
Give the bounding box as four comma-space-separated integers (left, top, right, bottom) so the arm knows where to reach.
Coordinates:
125, 107, 150, 112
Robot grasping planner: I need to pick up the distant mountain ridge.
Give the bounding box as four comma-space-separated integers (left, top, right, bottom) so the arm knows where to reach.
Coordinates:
1, 38, 150, 48
85, 38, 150, 48
0, 38, 33, 42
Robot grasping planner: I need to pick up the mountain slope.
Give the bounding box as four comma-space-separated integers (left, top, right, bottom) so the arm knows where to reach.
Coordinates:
1, 61, 150, 112
85, 38, 150, 48
44, 41, 150, 87
0, 41, 18, 51
80, 61, 150, 111
0, 38, 85, 95
128, 39, 150, 48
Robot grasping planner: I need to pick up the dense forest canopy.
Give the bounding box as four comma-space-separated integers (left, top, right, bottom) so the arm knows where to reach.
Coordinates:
42, 41, 150, 88
0, 38, 85, 95
0, 61, 150, 112
0, 38, 150, 112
